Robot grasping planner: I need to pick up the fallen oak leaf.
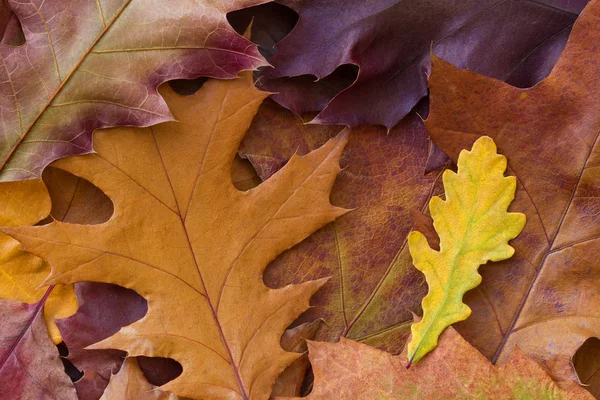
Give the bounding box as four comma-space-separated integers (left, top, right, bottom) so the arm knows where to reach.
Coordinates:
296, 326, 592, 399
43, 85, 256, 400
33, 68, 257, 400
0, 0, 270, 182
2, 72, 348, 399
0, 179, 77, 344
425, 0, 600, 390
0, 295, 77, 399
407, 136, 525, 364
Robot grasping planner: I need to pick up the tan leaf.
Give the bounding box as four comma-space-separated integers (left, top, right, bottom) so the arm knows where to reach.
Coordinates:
301, 327, 592, 399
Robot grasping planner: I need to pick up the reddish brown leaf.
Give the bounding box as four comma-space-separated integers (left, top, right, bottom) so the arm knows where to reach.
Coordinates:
0, 294, 77, 399
425, 0, 600, 391
239, 99, 444, 354
301, 327, 592, 399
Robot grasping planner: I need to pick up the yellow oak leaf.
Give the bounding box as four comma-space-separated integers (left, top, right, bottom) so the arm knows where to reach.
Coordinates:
407, 136, 525, 365
2, 72, 348, 399
0, 179, 77, 344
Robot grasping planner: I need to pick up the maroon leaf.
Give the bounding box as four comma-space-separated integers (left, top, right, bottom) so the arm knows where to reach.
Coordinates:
259, 0, 587, 128
0, 290, 77, 399
56, 283, 147, 400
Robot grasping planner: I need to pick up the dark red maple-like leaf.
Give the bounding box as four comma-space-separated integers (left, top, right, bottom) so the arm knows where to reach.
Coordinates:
256, 0, 587, 128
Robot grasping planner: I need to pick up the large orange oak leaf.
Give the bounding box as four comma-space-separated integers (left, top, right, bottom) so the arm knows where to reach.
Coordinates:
2, 72, 348, 399
425, 0, 600, 390
299, 327, 592, 399
0, 0, 269, 182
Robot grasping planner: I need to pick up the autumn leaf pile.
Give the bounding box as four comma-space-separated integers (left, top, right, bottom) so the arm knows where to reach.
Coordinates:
2, 0, 600, 399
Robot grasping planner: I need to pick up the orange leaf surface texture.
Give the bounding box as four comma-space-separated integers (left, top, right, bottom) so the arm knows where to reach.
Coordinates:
425, 0, 600, 389
301, 326, 592, 400
1, 71, 349, 399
